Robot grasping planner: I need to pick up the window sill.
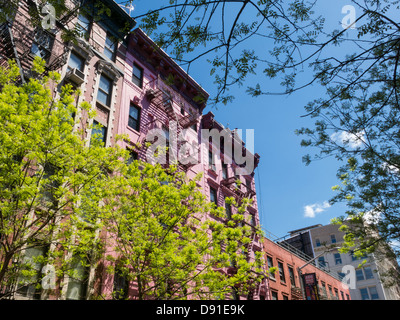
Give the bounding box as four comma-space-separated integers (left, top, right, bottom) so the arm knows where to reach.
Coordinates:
96, 100, 111, 111
126, 125, 140, 135
208, 168, 218, 178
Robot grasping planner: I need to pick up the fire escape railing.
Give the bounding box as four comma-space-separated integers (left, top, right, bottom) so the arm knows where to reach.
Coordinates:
0, 12, 69, 77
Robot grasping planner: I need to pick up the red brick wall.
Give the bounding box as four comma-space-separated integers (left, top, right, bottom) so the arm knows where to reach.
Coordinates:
263, 237, 351, 300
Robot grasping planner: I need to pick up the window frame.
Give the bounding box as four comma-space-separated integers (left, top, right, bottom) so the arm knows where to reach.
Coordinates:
77, 13, 91, 40
210, 187, 217, 205
132, 62, 144, 88
67, 51, 85, 72
30, 28, 55, 63
267, 255, 275, 281
208, 150, 216, 171
91, 120, 107, 146
224, 197, 232, 219
334, 252, 342, 265
288, 266, 296, 287
104, 32, 117, 61
356, 268, 365, 281
222, 162, 228, 179
277, 261, 286, 283
128, 103, 141, 132
97, 74, 113, 107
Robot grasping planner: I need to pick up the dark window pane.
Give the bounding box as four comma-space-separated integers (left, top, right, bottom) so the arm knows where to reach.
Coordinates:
128, 104, 140, 131
132, 63, 143, 88
91, 120, 107, 146
68, 52, 84, 71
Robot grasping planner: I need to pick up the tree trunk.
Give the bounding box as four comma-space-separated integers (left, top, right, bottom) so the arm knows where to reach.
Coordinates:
0, 252, 13, 290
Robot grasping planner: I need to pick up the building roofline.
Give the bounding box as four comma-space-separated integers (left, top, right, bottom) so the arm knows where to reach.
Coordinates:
131, 28, 209, 104
100, 0, 137, 29
287, 224, 323, 236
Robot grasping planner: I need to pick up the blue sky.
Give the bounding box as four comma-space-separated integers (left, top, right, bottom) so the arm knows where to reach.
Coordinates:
123, 0, 359, 238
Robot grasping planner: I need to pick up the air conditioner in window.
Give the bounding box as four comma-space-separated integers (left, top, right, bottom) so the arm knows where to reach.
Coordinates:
65, 68, 85, 85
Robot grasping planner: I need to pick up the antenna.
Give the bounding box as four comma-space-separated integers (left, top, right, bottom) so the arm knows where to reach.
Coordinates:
118, 2, 135, 16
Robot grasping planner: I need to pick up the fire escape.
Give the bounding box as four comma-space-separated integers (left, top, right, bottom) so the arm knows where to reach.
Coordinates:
144, 76, 201, 172
0, 9, 69, 82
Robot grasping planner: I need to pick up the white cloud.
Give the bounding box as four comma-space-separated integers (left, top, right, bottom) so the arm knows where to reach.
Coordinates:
304, 201, 331, 218
330, 130, 365, 149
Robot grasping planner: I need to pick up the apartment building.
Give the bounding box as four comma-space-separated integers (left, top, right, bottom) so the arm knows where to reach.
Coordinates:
309, 223, 400, 300
0, 0, 267, 300
263, 232, 351, 300
281, 223, 400, 300
100, 27, 267, 300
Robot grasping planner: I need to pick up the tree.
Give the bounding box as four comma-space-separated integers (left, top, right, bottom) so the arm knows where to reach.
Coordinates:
0, 58, 124, 298
124, 0, 400, 280
93, 161, 264, 300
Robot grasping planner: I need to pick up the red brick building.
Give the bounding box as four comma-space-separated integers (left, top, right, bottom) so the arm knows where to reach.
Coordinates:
263, 236, 351, 300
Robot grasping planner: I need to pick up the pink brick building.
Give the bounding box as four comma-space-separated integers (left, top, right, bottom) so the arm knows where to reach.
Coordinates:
0, 1, 268, 300
103, 28, 268, 300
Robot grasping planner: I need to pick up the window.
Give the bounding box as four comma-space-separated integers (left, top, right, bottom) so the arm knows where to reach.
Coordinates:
66, 256, 89, 300
340, 291, 345, 300
41, 162, 60, 204
267, 256, 275, 280
68, 51, 85, 72
271, 290, 278, 300
91, 120, 107, 146
315, 238, 321, 247
31, 29, 54, 63
351, 251, 368, 261
132, 63, 143, 88
250, 214, 256, 226
277, 261, 286, 283
330, 234, 337, 243
364, 267, 374, 280
282, 294, 289, 300
190, 123, 197, 132
246, 179, 252, 192
97, 74, 112, 107
360, 288, 370, 300
334, 253, 342, 265
128, 104, 140, 131
209, 150, 216, 171
113, 267, 129, 300
104, 33, 117, 61
320, 282, 327, 296
127, 149, 138, 165
356, 269, 365, 281
337, 272, 346, 281
17, 246, 47, 299
225, 197, 232, 219
328, 285, 333, 298
288, 266, 295, 286
318, 256, 326, 268
210, 187, 217, 205
369, 286, 379, 300
77, 13, 91, 40
222, 162, 228, 179
334, 288, 339, 300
